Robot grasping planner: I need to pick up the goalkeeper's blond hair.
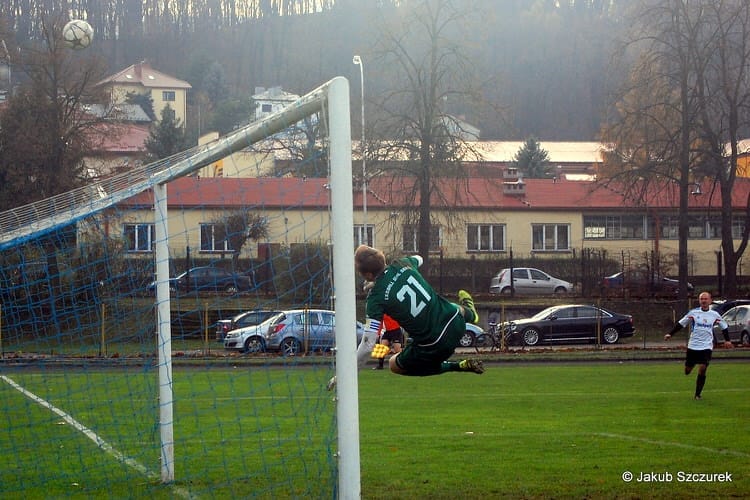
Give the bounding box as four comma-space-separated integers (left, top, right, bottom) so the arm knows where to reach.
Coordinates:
355, 245, 386, 276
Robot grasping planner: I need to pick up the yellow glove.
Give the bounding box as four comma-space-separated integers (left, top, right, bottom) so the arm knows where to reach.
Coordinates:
371, 343, 390, 359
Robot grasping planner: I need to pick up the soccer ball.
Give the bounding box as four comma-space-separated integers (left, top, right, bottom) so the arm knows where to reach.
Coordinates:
62, 19, 94, 50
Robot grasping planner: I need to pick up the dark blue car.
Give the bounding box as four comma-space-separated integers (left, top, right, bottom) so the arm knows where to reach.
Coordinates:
504, 304, 635, 346
148, 266, 253, 294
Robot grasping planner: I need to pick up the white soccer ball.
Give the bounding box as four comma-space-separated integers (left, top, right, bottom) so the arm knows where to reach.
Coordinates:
62, 19, 94, 50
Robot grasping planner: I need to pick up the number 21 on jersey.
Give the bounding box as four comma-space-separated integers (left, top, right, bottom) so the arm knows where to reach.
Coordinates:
396, 276, 431, 317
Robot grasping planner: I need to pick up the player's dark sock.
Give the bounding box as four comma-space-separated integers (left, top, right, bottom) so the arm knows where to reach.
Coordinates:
377, 359, 384, 369
440, 361, 461, 373
695, 374, 706, 398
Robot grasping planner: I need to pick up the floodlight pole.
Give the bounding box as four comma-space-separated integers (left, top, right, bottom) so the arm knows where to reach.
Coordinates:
352, 55, 367, 242
1, 40, 10, 96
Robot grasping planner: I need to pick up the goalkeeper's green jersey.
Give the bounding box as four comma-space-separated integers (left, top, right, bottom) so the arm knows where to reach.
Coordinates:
365, 256, 462, 345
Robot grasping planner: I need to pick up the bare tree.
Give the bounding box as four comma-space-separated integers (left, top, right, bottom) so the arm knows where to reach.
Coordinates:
601, 1, 710, 303
0, 14, 109, 210
211, 210, 269, 268
691, 1, 750, 296
369, 0, 492, 271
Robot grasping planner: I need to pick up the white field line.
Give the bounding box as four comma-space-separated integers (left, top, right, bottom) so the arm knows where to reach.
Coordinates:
0, 375, 195, 499
594, 432, 750, 458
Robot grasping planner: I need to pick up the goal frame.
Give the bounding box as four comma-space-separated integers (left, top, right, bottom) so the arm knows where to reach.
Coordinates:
0, 76, 360, 497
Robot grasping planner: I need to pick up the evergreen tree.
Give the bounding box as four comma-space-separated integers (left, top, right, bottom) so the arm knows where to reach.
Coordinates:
512, 137, 551, 178
125, 91, 156, 121
145, 105, 188, 160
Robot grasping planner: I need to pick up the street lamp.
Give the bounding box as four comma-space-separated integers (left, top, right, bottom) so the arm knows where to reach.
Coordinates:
352, 55, 367, 243
0, 40, 10, 97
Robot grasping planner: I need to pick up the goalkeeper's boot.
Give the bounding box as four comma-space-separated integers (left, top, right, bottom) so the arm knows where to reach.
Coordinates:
458, 290, 479, 325
459, 358, 485, 374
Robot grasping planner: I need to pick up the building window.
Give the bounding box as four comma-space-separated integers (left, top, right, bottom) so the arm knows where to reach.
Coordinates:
659, 217, 679, 239
583, 215, 645, 239
261, 103, 272, 113
467, 224, 505, 252
688, 215, 706, 238
200, 224, 230, 252
353, 225, 374, 247
124, 224, 155, 252
532, 224, 570, 251
402, 225, 441, 253
583, 216, 606, 239
706, 217, 724, 239
162, 91, 175, 102
732, 216, 747, 239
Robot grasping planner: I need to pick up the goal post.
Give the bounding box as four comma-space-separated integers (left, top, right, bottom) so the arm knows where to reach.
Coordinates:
326, 77, 361, 500
0, 76, 360, 497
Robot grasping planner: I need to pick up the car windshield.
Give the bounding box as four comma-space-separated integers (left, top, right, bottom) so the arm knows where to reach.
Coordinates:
237, 311, 274, 324
530, 307, 560, 320
266, 312, 285, 325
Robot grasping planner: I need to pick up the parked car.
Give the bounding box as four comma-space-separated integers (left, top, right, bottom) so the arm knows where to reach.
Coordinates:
502, 304, 635, 346
489, 267, 573, 295
148, 266, 253, 294
457, 323, 486, 348
215, 309, 282, 341
710, 299, 750, 316
600, 270, 694, 297
715, 305, 750, 345
224, 309, 364, 355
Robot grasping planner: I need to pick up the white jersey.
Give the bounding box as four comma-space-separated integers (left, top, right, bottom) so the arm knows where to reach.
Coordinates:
677, 307, 727, 350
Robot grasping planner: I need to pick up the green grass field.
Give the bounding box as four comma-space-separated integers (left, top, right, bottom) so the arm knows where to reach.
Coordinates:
1, 361, 748, 499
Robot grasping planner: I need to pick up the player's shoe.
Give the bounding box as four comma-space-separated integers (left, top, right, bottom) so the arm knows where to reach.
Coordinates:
458, 290, 479, 325
459, 358, 485, 374
326, 376, 337, 391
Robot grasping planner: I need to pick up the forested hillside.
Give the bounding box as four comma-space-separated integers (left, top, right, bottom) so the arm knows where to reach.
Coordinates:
0, 0, 627, 140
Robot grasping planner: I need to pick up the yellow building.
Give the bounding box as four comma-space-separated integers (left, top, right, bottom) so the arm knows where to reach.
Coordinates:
110, 174, 750, 277
97, 61, 191, 127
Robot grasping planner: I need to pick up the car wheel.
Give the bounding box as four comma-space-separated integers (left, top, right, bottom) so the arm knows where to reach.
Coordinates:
224, 284, 239, 294
501, 286, 512, 295
522, 327, 541, 346
601, 327, 620, 344
280, 337, 301, 356
553, 286, 568, 294
459, 330, 476, 348
243, 336, 265, 353
741, 331, 750, 345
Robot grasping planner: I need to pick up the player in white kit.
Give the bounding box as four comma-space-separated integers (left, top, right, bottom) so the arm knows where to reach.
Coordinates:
664, 291, 733, 399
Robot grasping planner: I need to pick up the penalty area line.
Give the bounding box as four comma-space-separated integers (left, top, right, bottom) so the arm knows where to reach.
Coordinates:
594, 432, 750, 458
0, 375, 195, 499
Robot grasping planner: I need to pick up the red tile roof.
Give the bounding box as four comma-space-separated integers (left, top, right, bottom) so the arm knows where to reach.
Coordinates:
120, 175, 750, 211
86, 122, 149, 153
